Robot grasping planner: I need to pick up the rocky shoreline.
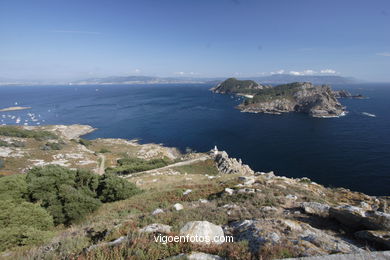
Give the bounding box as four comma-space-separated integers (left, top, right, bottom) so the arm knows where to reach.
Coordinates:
1, 124, 389, 259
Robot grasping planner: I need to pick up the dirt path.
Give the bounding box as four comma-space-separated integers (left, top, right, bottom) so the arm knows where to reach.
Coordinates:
97, 155, 105, 175
124, 155, 210, 178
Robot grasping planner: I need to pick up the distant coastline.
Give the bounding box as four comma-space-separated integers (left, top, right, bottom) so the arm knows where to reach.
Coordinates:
0, 106, 31, 112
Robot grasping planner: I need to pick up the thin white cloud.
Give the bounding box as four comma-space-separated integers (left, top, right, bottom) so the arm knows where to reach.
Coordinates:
270, 69, 285, 75
303, 69, 316, 75
289, 71, 303, 76
376, 52, 390, 57
133, 69, 141, 74
174, 71, 197, 76
267, 69, 338, 76
320, 69, 337, 74
50, 30, 101, 35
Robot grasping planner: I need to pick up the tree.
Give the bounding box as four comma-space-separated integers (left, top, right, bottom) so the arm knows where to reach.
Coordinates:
97, 173, 141, 202
0, 200, 54, 251
0, 174, 28, 202
25, 165, 139, 225
26, 165, 101, 225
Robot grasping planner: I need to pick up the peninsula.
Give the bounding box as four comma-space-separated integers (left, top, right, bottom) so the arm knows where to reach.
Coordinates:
212, 78, 361, 118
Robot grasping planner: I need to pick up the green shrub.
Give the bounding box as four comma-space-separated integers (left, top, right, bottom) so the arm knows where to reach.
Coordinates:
98, 148, 111, 153
0, 140, 9, 147
79, 138, 92, 146
41, 142, 63, 151
0, 226, 53, 252
25, 165, 140, 225
0, 200, 54, 251
58, 185, 102, 224
0, 126, 57, 140
97, 173, 141, 202
0, 200, 53, 230
26, 165, 101, 225
107, 157, 171, 175
0, 139, 25, 147
0, 174, 28, 201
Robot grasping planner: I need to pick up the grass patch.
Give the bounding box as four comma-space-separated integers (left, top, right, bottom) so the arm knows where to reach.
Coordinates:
79, 138, 92, 147
106, 157, 172, 175
82, 232, 252, 260
98, 148, 111, 153
41, 142, 63, 151
0, 140, 25, 147
174, 159, 219, 175
0, 126, 57, 141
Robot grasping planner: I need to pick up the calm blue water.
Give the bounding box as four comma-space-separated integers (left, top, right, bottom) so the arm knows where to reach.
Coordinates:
0, 83, 389, 195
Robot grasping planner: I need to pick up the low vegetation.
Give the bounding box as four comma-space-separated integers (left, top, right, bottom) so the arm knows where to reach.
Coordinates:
40, 141, 63, 150
174, 159, 219, 175
78, 138, 92, 146
214, 77, 263, 94
0, 165, 141, 251
0, 126, 57, 140
106, 157, 172, 175
249, 82, 305, 104
0, 139, 25, 147
98, 147, 111, 153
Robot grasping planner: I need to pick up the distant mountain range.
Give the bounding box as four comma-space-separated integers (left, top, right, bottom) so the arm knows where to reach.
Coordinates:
0, 74, 358, 86
71, 74, 357, 85
249, 74, 357, 85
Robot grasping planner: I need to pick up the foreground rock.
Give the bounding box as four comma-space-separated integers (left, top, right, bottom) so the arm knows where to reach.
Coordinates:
167, 252, 223, 260
284, 250, 390, 260
228, 218, 364, 255
355, 230, 390, 249
180, 221, 225, 244
329, 205, 390, 230
302, 202, 331, 217
140, 223, 172, 234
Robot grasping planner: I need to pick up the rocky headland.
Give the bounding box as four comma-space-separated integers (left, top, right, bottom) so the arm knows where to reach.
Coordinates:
0, 125, 389, 259
212, 78, 363, 118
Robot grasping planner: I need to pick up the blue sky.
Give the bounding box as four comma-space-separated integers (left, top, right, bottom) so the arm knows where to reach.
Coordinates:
0, 0, 389, 82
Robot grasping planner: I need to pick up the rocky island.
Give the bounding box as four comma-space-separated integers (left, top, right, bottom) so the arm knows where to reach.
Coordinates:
212, 78, 362, 118
0, 124, 389, 259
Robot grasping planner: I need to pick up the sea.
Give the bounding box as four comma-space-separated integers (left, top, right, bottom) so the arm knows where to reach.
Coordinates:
0, 83, 389, 196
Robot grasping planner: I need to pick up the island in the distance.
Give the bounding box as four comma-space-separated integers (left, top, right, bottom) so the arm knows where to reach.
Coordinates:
211, 78, 362, 118
0, 106, 31, 112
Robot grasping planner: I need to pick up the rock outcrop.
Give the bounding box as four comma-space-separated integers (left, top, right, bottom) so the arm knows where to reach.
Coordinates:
239, 83, 345, 118
166, 252, 223, 260
329, 205, 390, 230
227, 218, 364, 255
210, 147, 254, 175
301, 202, 331, 217
139, 223, 172, 234
180, 221, 225, 244
333, 90, 364, 99
355, 230, 390, 249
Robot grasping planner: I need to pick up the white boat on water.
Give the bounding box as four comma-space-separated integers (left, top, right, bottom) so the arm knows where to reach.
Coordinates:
362, 112, 376, 117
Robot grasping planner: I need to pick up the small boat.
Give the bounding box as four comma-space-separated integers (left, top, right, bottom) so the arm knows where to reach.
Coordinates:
362, 112, 376, 117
